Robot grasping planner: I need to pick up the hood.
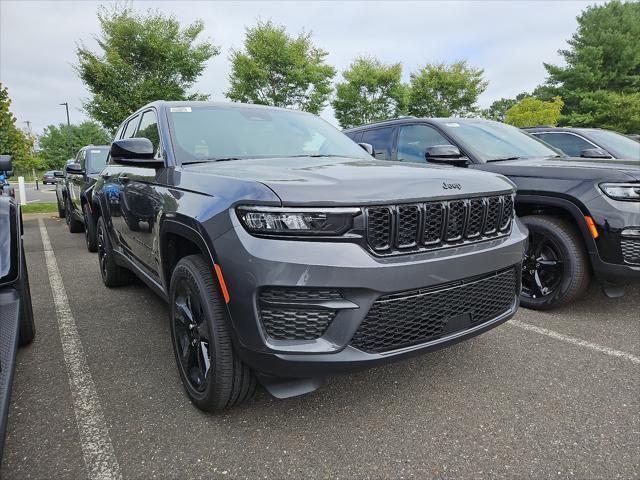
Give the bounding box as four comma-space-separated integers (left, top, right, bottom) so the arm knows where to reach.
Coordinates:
183, 157, 515, 206
483, 156, 640, 182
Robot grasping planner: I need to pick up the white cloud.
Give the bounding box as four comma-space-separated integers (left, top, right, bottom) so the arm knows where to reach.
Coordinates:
0, 0, 602, 134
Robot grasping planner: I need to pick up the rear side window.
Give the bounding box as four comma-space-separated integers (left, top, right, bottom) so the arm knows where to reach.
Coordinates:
360, 127, 394, 160
123, 115, 140, 139
534, 132, 594, 157
137, 110, 160, 155
397, 125, 450, 163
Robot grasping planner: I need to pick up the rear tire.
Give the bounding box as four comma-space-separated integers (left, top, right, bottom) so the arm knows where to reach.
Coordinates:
170, 255, 256, 412
83, 204, 98, 252
17, 246, 35, 346
520, 215, 591, 310
96, 216, 133, 287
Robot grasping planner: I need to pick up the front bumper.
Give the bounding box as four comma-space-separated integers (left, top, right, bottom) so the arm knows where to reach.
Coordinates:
211, 212, 528, 378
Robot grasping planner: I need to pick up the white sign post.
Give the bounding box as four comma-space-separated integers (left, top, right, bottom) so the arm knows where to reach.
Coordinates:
18, 176, 27, 205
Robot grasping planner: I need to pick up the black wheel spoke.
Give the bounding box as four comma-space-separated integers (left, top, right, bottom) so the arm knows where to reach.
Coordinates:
538, 259, 563, 271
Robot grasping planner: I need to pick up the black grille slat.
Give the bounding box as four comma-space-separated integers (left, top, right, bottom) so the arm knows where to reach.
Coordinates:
260, 288, 342, 301
466, 199, 485, 238
364, 194, 514, 255
423, 202, 444, 245
397, 205, 420, 248
366, 207, 392, 251
351, 269, 517, 353
621, 239, 640, 264
446, 200, 466, 241
261, 308, 335, 340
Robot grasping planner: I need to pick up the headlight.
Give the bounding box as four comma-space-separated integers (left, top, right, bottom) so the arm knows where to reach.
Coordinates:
237, 206, 360, 236
599, 183, 640, 201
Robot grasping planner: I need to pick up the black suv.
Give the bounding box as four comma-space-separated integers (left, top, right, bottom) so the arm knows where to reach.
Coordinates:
92, 101, 527, 411
346, 118, 640, 309
0, 155, 35, 455
58, 145, 109, 250
523, 126, 640, 160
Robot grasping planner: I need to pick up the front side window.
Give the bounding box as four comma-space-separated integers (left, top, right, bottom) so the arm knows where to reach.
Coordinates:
167, 105, 371, 164
137, 110, 160, 155
534, 132, 595, 157
397, 125, 450, 163
360, 127, 394, 161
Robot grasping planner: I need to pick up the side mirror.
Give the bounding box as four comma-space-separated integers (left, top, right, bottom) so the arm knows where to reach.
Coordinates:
66, 163, 83, 174
358, 142, 374, 156
425, 145, 470, 166
580, 148, 611, 159
0, 155, 13, 177
110, 138, 162, 167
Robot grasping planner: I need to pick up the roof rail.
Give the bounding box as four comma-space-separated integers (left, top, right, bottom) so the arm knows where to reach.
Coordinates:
353, 116, 416, 128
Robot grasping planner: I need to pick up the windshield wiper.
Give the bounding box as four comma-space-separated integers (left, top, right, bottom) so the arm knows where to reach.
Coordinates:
182, 157, 243, 165
487, 156, 522, 162
285, 154, 352, 159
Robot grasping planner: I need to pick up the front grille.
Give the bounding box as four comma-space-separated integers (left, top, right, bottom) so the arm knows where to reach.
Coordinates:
621, 239, 640, 264
365, 194, 514, 255
259, 288, 341, 340
350, 268, 517, 353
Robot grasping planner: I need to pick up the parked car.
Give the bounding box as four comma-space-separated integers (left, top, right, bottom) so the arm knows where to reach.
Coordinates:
58, 146, 109, 251
91, 101, 527, 411
0, 155, 36, 456
345, 118, 640, 310
54, 160, 75, 218
42, 170, 62, 184
524, 126, 640, 160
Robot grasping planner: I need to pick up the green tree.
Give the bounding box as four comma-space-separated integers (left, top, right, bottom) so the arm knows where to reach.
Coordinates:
332, 57, 406, 129
0, 82, 34, 172
226, 20, 336, 114
482, 93, 529, 122
540, 1, 640, 132
504, 96, 564, 128
76, 7, 218, 131
406, 60, 488, 117
38, 121, 112, 169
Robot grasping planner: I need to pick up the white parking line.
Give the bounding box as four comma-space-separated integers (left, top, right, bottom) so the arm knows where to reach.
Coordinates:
38, 219, 122, 480
509, 319, 640, 365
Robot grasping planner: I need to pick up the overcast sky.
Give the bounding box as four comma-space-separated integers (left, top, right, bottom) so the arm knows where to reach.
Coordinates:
1, 0, 603, 135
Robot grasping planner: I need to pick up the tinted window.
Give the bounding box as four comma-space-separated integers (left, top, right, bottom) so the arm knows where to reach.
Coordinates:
78, 149, 87, 170
586, 129, 640, 159
123, 115, 140, 139
534, 132, 594, 157
85, 148, 109, 174
360, 127, 394, 160
137, 110, 160, 155
397, 124, 450, 163
167, 105, 371, 163
345, 131, 363, 143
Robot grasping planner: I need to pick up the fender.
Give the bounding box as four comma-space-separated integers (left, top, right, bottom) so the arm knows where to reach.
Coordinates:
516, 194, 598, 256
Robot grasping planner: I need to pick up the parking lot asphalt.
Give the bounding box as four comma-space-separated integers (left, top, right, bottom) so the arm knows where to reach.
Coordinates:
2, 216, 639, 479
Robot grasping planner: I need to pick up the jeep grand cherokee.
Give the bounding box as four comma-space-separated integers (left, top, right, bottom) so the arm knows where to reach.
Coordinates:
92, 102, 527, 411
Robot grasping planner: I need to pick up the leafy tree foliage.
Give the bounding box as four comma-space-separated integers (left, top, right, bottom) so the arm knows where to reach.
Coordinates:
38, 121, 112, 169
504, 96, 564, 128
406, 61, 488, 117
482, 93, 529, 122
539, 0, 640, 132
0, 82, 34, 172
76, 7, 218, 131
226, 21, 335, 114
332, 57, 406, 128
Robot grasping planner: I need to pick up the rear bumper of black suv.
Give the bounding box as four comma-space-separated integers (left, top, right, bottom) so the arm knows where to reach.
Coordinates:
211, 214, 527, 391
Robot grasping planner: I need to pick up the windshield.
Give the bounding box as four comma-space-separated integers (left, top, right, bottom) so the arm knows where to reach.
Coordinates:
587, 130, 640, 159
441, 120, 560, 162
86, 148, 109, 174
167, 105, 370, 164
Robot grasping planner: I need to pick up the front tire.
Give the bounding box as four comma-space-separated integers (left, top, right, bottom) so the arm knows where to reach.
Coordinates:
83, 204, 98, 252
170, 255, 256, 412
520, 215, 591, 310
57, 192, 66, 218
96, 216, 133, 287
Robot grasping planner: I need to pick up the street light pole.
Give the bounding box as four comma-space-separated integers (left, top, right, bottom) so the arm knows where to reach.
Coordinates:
59, 102, 72, 158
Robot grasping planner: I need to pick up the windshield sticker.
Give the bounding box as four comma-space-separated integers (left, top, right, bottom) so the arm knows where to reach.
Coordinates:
170, 107, 192, 113
445, 122, 460, 127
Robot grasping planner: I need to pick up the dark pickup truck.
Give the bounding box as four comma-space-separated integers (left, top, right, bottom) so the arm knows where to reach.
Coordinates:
345, 117, 640, 309
0, 155, 35, 456
57, 145, 109, 251
91, 101, 527, 411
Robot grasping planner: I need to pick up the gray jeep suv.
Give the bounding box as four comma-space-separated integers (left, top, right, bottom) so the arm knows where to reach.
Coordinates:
92, 101, 527, 411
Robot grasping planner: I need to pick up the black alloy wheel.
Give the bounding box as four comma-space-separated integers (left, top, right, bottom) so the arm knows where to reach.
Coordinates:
521, 230, 564, 300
